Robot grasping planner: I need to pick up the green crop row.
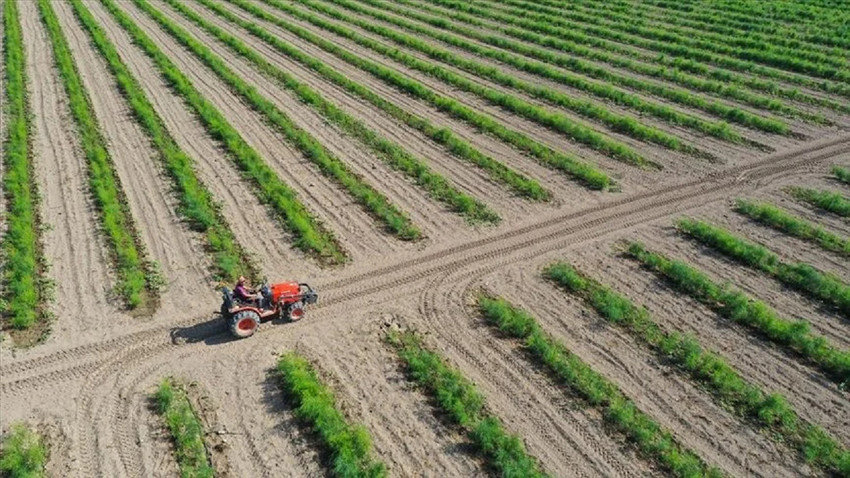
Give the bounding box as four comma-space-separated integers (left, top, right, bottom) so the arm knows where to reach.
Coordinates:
68, 0, 255, 283
154, 378, 214, 478
294, 0, 701, 161
477, 295, 721, 477
386, 330, 547, 477
224, 0, 612, 189
833, 166, 850, 186
789, 187, 850, 217
537, 0, 848, 76
162, 0, 500, 225
677, 218, 850, 316
0, 423, 47, 478
625, 242, 850, 386
1, 0, 49, 331
137, 0, 428, 237
276, 352, 387, 477
100, 0, 345, 264
469, 0, 850, 98
543, 261, 850, 474
478, 0, 850, 85
192, 0, 548, 201
37, 0, 157, 309
734, 199, 850, 257
599, 0, 842, 57
343, 0, 794, 133
416, 0, 849, 112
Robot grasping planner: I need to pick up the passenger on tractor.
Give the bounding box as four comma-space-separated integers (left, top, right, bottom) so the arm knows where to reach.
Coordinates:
234, 276, 261, 306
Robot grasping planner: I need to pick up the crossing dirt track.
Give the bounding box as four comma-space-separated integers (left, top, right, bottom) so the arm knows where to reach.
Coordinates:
1, 0, 850, 476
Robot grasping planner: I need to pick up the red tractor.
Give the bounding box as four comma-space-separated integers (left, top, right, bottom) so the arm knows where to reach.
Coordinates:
221, 281, 318, 338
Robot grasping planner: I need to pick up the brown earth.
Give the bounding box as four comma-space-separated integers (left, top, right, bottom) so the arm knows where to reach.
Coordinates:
1, 0, 849, 476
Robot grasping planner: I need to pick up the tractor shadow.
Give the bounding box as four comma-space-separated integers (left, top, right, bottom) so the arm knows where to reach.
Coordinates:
169, 312, 234, 346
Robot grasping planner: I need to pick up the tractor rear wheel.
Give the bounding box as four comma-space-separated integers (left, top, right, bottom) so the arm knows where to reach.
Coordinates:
230, 310, 259, 338
286, 301, 305, 322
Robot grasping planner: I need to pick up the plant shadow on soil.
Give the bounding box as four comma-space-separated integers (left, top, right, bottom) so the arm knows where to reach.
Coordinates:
260, 369, 329, 476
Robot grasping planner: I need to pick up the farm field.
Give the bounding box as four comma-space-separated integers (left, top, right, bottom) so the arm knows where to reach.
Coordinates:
1, 0, 849, 476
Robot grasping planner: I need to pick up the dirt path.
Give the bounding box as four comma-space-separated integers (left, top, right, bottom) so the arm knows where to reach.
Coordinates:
53, 0, 213, 317
2, 127, 847, 475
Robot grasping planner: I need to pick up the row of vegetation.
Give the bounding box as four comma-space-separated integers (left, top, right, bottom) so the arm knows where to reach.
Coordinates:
190, 0, 550, 200
415, 0, 848, 111
387, 330, 546, 477
603, 0, 840, 57
543, 262, 850, 474
100, 0, 346, 264
834, 166, 850, 186
160, 0, 501, 224
544, 0, 848, 79
467, 0, 850, 98
276, 352, 387, 477
789, 187, 850, 218
734, 199, 850, 257
474, 0, 850, 90
1, 0, 49, 332
135, 0, 431, 237
67, 0, 256, 283
625, 242, 850, 386
223, 0, 612, 189
336, 0, 792, 134
154, 378, 214, 478
37, 0, 158, 309
477, 295, 721, 477
293, 0, 708, 161
393, 0, 824, 122
676, 218, 850, 317
0, 423, 47, 478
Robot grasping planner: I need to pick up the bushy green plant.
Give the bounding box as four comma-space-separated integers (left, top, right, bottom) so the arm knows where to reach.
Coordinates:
226, 0, 612, 189
37, 0, 156, 308
543, 261, 850, 474
734, 199, 850, 257
99, 0, 345, 263
833, 166, 850, 186
159, 0, 501, 225
0, 423, 47, 478
277, 353, 386, 477
790, 187, 850, 217
477, 295, 720, 477
677, 218, 850, 316
154, 379, 214, 478
387, 330, 546, 477
625, 242, 850, 387
67, 0, 254, 282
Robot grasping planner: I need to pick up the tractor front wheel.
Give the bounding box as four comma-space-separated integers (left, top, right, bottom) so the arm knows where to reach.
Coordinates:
230, 310, 260, 338
286, 301, 305, 322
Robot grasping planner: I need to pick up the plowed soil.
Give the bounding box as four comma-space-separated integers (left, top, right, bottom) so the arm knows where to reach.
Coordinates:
1, 0, 849, 476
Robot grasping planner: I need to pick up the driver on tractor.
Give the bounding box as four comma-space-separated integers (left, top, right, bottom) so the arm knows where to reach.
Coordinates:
234, 276, 261, 307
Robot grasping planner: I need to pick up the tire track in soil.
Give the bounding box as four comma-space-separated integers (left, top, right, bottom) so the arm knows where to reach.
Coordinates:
416, 272, 651, 477
2, 134, 847, 399
109, 0, 398, 262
